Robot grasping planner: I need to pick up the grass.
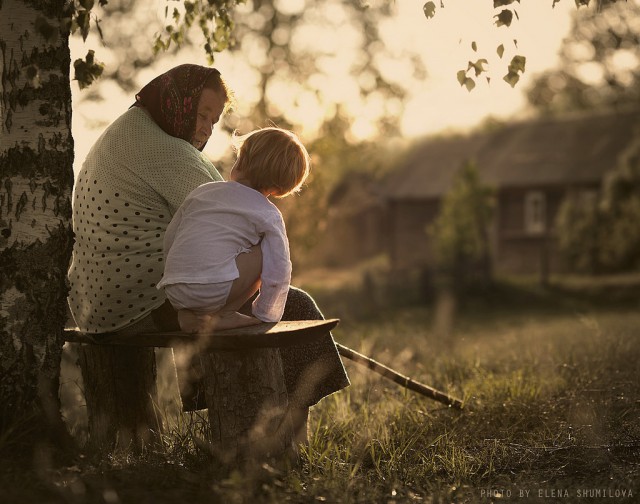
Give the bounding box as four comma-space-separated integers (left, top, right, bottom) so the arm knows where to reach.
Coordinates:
3, 272, 639, 503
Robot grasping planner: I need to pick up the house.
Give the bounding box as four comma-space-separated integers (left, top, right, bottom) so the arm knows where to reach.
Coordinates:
384, 106, 640, 278
307, 171, 388, 267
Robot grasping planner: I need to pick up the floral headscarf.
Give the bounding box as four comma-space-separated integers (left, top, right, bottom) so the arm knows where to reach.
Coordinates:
133, 64, 223, 151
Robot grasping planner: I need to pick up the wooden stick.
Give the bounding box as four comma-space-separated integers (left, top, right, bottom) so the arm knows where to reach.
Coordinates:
336, 343, 464, 410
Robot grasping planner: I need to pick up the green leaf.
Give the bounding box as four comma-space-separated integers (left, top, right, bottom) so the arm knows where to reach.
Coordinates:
468, 58, 489, 77
508, 54, 526, 73
76, 10, 90, 40
471, 41, 477, 52
79, 0, 95, 10
494, 9, 513, 27
497, 44, 504, 58
464, 78, 476, 92
74, 50, 104, 90
503, 71, 520, 87
457, 70, 476, 91
457, 70, 467, 86
423, 1, 436, 19
494, 0, 518, 6
503, 54, 526, 87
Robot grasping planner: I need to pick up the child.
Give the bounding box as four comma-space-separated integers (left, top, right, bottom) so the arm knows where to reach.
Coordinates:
157, 127, 311, 333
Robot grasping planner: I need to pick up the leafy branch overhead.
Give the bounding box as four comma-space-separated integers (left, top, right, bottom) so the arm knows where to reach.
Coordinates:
74, 50, 104, 90
68, 0, 108, 88
69, 0, 624, 91
153, 0, 245, 65
423, 0, 622, 90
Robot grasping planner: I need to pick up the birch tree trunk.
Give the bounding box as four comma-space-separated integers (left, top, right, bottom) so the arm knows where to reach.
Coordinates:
0, 0, 75, 459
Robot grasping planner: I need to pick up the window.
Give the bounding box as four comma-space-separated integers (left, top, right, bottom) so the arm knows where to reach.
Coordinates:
524, 191, 546, 235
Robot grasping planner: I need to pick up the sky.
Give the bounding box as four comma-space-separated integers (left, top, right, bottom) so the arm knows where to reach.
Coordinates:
69, 0, 578, 173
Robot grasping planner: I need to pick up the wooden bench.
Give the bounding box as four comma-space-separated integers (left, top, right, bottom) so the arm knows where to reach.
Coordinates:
64, 319, 339, 466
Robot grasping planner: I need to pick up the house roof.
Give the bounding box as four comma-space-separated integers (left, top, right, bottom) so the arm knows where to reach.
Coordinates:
386, 106, 640, 200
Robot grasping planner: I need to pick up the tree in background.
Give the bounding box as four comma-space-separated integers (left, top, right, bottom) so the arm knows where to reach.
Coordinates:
556, 131, 640, 273
531, 0, 640, 273
555, 190, 602, 273
527, 0, 640, 114
74, 0, 413, 141
224, 0, 409, 136
425, 161, 494, 341
428, 161, 495, 292
280, 111, 394, 266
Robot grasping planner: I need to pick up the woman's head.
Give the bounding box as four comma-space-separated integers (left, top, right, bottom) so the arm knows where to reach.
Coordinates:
231, 128, 311, 198
134, 64, 234, 151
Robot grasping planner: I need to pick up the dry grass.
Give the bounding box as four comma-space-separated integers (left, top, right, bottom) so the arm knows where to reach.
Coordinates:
4, 272, 639, 503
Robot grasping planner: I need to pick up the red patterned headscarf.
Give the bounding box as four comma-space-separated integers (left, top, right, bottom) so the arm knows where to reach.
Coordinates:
133, 64, 225, 151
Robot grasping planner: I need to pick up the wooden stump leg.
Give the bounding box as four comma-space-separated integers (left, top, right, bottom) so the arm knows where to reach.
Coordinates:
77, 344, 162, 451
200, 348, 297, 467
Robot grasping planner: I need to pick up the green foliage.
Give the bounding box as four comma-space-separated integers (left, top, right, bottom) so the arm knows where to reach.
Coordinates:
426, 0, 626, 89
556, 135, 640, 273
527, 0, 640, 113
468, 58, 489, 77
153, 0, 246, 65
494, 8, 515, 27
73, 50, 104, 90
503, 54, 526, 87
428, 161, 495, 274
278, 113, 394, 264
457, 70, 477, 91
422, 1, 436, 18
555, 191, 602, 273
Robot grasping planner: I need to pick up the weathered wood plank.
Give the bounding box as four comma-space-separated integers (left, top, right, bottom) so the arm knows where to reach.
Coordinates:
64, 319, 339, 350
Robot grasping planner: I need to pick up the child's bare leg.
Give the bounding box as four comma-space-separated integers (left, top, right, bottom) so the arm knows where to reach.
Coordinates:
178, 246, 264, 332
177, 309, 214, 333
209, 246, 265, 330
178, 308, 261, 332
214, 310, 262, 330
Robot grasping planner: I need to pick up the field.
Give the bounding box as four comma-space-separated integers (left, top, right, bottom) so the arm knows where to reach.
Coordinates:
1, 271, 639, 503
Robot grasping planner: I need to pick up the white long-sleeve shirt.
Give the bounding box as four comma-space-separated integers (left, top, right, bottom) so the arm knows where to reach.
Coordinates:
157, 181, 292, 322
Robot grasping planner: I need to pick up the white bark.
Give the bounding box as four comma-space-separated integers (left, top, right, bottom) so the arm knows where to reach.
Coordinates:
0, 0, 74, 429
1, 0, 72, 249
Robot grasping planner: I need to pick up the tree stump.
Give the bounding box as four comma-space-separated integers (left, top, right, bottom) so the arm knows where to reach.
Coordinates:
66, 320, 339, 457
200, 347, 296, 467
77, 344, 161, 451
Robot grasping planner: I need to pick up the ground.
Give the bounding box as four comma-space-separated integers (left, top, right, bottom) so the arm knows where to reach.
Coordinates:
1, 267, 639, 503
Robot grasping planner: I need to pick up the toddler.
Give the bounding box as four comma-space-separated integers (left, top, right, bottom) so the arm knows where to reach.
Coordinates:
157, 127, 311, 332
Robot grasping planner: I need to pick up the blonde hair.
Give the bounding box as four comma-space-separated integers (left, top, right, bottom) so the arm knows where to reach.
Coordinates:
232, 127, 311, 198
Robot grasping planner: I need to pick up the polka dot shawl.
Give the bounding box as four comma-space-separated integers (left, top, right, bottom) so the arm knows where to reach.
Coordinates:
67, 107, 223, 333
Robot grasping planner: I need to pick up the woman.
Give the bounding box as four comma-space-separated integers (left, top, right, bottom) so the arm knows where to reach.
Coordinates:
67, 64, 349, 441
